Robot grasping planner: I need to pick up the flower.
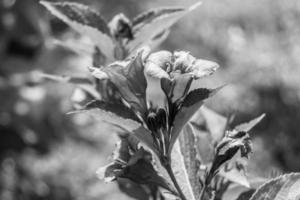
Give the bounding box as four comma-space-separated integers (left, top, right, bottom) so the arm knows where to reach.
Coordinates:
145, 50, 219, 79
145, 50, 219, 105
86, 48, 220, 165
75, 48, 221, 199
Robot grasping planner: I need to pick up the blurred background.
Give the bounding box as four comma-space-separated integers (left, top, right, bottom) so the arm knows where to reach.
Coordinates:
1, 0, 300, 199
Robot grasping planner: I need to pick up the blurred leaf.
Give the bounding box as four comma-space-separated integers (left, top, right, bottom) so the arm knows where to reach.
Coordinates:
40, 1, 115, 62
147, 30, 170, 50
171, 141, 196, 200
128, 2, 202, 53
249, 173, 300, 200
178, 123, 202, 199
192, 127, 215, 164
40, 73, 100, 99
193, 106, 227, 142
235, 114, 266, 132
168, 87, 221, 155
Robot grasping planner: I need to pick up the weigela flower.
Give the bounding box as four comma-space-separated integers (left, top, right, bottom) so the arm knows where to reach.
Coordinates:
85, 48, 220, 166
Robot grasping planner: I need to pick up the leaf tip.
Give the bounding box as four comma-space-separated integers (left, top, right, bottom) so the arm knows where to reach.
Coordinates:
189, 1, 203, 11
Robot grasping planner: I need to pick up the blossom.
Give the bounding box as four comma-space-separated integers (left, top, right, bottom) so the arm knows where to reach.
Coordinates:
84, 48, 220, 165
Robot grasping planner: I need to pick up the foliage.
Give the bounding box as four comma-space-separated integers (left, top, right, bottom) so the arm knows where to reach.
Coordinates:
40, 1, 300, 200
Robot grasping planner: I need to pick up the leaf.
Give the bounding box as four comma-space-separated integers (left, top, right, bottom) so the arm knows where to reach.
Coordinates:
171, 141, 196, 200
113, 138, 131, 163
40, 73, 100, 99
222, 184, 254, 200
236, 190, 255, 200
124, 149, 175, 193
147, 29, 170, 50
192, 106, 227, 142
41, 1, 115, 62
51, 38, 95, 57
128, 2, 202, 53
178, 123, 202, 199
84, 100, 140, 122
219, 167, 250, 188
96, 163, 124, 182
192, 127, 215, 164
168, 87, 221, 155
100, 50, 148, 115
235, 114, 265, 132
117, 178, 151, 200
206, 130, 252, 185
250, 173, 300, 200
70, 103, 158, 155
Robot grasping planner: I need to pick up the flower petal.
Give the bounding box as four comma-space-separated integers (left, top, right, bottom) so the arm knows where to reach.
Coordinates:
145, 50, 172, 79
191, 59, 219, 79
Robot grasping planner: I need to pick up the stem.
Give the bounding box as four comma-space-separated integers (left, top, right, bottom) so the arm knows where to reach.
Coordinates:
199, 184, 207, 200
164, 163, 187, 200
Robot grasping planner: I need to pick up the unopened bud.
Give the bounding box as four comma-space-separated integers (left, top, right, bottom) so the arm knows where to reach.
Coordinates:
109, 13, 133, 40
147, 112, 157, 132
156, 108, 167, 129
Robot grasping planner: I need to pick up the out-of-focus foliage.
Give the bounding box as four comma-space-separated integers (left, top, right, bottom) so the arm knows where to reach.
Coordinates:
1, 0, 300, 199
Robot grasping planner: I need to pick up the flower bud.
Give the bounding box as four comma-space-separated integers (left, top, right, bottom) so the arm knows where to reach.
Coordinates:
147, 112, 157, 132
109, 13, 133, 40
156, 108, 167, 129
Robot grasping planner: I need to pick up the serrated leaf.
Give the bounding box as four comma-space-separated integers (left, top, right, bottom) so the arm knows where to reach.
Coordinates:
128, 2, 202, 53
171, 141, 196, 200
178, 123, 202, 199
249, 173, 300, 200
41, 1, 115, 62
168, 87, 220, 155
235, 114, 265, 132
